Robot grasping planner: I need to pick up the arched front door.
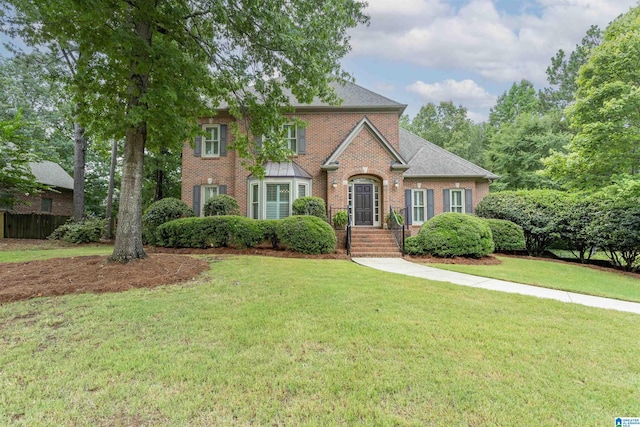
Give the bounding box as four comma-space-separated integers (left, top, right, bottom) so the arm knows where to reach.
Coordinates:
349, 177, 381, 227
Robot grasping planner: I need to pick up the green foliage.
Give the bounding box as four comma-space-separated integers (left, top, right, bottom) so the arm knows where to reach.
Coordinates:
277, 215, 336, 254
257, 219, 280, 249
203, 195, 241, 217
554, 193, 598, 263
483, 219, 526, 251
291, 196, 328, 221
332, 210, 348, 229
404, 235, 425, 256
409, 213, 494, 258
156, 216, 263, 249
476, 190, 567, 256
48, 218, 106, 244
385, 210, 404, 227
489, 80, 540, 128
545, 8, 640, 188
142, 198, 195, 245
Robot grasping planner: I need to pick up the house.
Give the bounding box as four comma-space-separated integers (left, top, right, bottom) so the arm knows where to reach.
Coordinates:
182, 81, 497, 233
8, 161, 74, 216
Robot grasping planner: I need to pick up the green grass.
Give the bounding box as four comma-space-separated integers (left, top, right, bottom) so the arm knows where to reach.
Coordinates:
428, 255, 640, 303
1, 256, 639, 426
0, 245, 113, 263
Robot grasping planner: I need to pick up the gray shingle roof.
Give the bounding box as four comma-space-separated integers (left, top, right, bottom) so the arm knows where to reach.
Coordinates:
254, 161, 312, 179
400, 129, 499, 180
217, 80, 406, 111
29, 161, 74, 190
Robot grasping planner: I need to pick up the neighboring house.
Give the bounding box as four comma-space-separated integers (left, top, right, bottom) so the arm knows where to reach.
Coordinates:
8, 161, 74, 216
182, 81, 497, 231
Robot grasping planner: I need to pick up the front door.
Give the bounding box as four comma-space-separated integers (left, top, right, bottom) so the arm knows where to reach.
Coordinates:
354, 184, 373, 226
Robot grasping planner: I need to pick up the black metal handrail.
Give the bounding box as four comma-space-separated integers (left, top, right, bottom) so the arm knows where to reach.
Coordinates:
388, 206, 407, 256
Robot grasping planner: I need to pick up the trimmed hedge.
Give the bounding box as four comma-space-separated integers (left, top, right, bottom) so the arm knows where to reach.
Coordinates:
483, 218, 525, 251
156, 216, 262, 249
142, 197, 195, 245
276, 215, 336, 254
203, 195, 241, 216
291, 197, 327, 221
257, 219, 279, 249
406, 213, 494, 258
48, 218, 106, 244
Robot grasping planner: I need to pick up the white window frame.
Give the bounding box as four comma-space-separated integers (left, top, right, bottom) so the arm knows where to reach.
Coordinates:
412, 189, 426, 224
283, 123, 297, 153
247, 178, 312, 220
201, 185, 218, 216
202, 124, 220, 157
450, 189, 464, 213
251, 183, 260, 219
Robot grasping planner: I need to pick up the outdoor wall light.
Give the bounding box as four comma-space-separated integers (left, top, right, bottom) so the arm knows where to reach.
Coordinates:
207, 178, 213, 184
394, 178, 399, 188
332, 177, 337, 188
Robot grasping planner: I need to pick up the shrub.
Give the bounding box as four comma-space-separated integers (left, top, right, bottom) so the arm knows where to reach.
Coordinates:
413, 213, 494, 258
554, 193, 598, 263
483, 218, 525, 251
385, 210, 404, 227
332, 211, 348, 229
476, 190, 567, 256
49, 218, 106, 244
291, 197, 327, 221
142, 197, 195, 245
404, 235, 425, 255
203, 194, 240, 216
156, 216, 263, 249
257, 219, 280, 249
277, 215, 336, 254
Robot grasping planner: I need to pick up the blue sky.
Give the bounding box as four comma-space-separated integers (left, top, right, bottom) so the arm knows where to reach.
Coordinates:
1, 1, 636, 122
343, 0, 637, 121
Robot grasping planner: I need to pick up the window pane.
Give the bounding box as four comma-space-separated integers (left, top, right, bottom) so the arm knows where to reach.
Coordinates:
279, 185, 290, 219
252, 184, 259, 219
298, 184, 306, 198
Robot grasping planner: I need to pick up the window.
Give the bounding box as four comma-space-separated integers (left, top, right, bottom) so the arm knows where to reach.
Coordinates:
201, 185, 218, 215
283, 124, 297, 153
266, 183, 290, 219
41, 198, 52, 213
450, 189, 464, 213
412, 189, 426, 223
297, 183, 307, 199
251, 184, 259, 219
203, 125, 220, 157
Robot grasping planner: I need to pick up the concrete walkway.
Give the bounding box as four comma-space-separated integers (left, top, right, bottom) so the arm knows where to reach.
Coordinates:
352, 257, 640, 315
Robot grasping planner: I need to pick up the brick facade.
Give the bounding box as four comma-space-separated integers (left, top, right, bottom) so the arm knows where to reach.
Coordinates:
10, 189, 73, 216
182, 109, 492, 225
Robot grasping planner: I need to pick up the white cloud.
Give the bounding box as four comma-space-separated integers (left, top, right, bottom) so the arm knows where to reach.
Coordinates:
407, 78, 497, 121
351, 0, 637, 85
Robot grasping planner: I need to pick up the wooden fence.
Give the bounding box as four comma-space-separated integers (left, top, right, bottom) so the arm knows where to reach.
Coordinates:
2, 212, 70, 239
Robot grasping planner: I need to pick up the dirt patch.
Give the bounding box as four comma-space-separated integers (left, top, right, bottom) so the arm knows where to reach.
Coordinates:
0, 254, 210, 304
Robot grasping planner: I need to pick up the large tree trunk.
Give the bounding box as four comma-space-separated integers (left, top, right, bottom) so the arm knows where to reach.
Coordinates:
110, 15, 151, 262
104, 138, 118, 239
72, 121, 85, 221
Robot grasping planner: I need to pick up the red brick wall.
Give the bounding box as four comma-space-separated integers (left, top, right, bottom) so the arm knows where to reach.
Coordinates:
10, 189, 73, 216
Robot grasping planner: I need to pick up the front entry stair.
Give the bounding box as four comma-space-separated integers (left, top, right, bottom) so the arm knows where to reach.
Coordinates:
349, 228, 402, 258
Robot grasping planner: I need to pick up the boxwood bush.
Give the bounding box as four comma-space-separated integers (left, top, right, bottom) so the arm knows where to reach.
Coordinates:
48, 218, 106, 244
407, 213, 494, 258
291, 197, 327, 221
276, 215, 336, 254
257, 219, 279, 249
156, 215, 262, 249
203, 195, 241, 216
142, 197, 194, 245
483, 218, 525, 251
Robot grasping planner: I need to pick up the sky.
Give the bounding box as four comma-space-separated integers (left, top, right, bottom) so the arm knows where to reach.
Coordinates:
342, 0, 638, 121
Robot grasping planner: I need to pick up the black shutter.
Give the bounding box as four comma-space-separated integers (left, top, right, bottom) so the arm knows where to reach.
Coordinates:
465, 189, 473, 214
220, 124, 227, 156
443, 189, 450, 213
193, 185, 201, 216
254, 136, 262, 154
404, 189, 412, 225
297, 125, 306, 154
194, 136, 202, 157
427, 189, 434, 220
219, 185, 227, 195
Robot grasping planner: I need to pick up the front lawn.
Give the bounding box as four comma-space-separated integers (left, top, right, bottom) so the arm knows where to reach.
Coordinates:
1, 256, 639, 425
428, 255, 640, 303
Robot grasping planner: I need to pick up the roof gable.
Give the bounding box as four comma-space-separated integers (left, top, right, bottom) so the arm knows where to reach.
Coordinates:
29, 161, 74, 190
399, 129, 498, 179
322, 117, 408, 170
